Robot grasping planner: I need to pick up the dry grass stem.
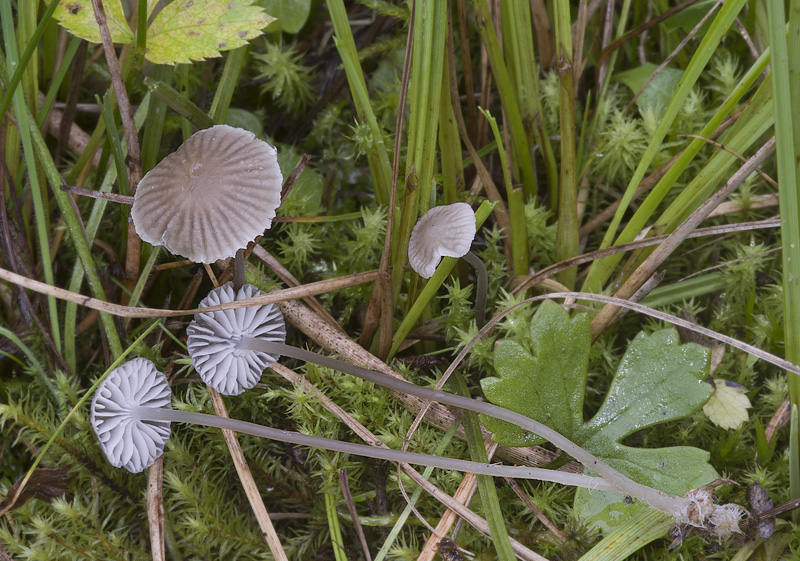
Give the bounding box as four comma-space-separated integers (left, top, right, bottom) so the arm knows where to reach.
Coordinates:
590, 137, 776, 337
0, 266, 380, 318
146, 457, 166, 561
417, 441, 498, 561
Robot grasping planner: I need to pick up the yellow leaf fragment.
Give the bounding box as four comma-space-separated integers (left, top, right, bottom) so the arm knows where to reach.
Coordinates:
703, 379, 751, 430
145, 0, 276, 65
51, 0, 134, 44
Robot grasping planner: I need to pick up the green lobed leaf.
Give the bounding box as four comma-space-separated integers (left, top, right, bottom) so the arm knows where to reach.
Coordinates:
260, 0, 313, 34
614, 63, 684, 118
481, 301, 716, 531
481, 301, 589, 446
145, 0, 276, 65
50, 0, 133, 44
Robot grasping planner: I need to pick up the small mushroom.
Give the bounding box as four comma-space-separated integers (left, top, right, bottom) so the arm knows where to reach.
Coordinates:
91, 357, 172, 473
131, 125, 283, 264
90, 359, 618, 489
187, 283, 286, 395
407, 203, 488, 327
183, 284, 693, 516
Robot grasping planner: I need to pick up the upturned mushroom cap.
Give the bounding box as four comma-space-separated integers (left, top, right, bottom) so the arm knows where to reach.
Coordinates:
187, 283, 287, 396
91, 358, 172, 473
408, 202, 477, 278
131, 125, 283, 263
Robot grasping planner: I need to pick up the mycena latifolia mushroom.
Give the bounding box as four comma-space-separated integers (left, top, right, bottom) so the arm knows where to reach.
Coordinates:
185, 283, 721, 525
408, 203, 488, 327
90, 357, 622, 490
130, 125, 283, 288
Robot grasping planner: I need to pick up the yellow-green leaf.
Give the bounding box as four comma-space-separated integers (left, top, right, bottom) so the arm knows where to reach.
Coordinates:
145, 0, 276, 65
51, 0, 134, 44
703, 379, 751, 430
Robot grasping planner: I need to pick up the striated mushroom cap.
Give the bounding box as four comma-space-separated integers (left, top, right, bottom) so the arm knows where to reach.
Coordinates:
408, 202, 477, 278
131, 125, 283, 263
187, 283, 286, 396
91, 358, 172, 473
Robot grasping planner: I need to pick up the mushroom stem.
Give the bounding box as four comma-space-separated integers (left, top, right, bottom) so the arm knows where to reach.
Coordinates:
135, 405, 617, 490
461, 251, 488, 328
239, 338, 691, 518
233, 249, 246, 291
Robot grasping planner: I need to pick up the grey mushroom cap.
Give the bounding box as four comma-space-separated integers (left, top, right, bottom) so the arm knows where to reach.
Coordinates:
91, 358, 172, 473
131, 125, 283, 263
408, 202, 477, 278
187, 283, 287, 396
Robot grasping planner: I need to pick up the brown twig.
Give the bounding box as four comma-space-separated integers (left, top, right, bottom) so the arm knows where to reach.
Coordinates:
60, 184, 135, 204
516, 217, 780, 296
504, 477, 567, 542
359, 5, 414, 355
0, 266, 380, 318
200, 273, 290, 561
280, 154, 310, 203
91, 0, 142, 303
417, 442, 499, 561
678, 133, 778, 188
146, 457, 166, 561
276, 298, 559, 468
338, 469, 372, 561
624, 1, 722, 113
250, 244, 345, 333
596, 0, 700, 66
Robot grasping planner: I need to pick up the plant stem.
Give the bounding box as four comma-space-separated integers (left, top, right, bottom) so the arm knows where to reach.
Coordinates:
452, 374, 515, 561
237, 339, 690, 517
553, 0, 578, 290
137, 406, 615, 490
462, 251, 487, 328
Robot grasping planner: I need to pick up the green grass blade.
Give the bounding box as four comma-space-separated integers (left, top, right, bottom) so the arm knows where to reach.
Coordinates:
770, 0, 800, 503
577, 509, 673, 561
583, 0, 748, 292
479, 108, 528, 276
327, 0, 392, 204
553, 0, 578, 289
1, 5, 61, 353
143, 76, 217, 130
451, 374, 515, 561
472, 0, 536, 198
63, 95, 151, 371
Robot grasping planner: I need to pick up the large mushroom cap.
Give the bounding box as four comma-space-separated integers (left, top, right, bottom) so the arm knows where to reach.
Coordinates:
131, 125, 283, 263
408, 202, 477, 278
187, 283, 286, 396
91, 358, 172, 473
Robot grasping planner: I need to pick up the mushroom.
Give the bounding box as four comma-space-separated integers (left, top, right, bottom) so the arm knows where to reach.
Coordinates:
91, 357, 172, 473
187, 283, 286, 395
89, 357, 623, 491
130, 125, 283, 265
183, 284, 709, 522
407, 203, 488, 327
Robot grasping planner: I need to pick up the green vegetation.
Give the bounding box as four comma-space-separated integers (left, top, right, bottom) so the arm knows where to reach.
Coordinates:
1, 0, 799, 559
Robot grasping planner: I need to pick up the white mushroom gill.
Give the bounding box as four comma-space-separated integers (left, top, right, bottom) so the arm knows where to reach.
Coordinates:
89, 359, 624, 490
187, 283, 286, 395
